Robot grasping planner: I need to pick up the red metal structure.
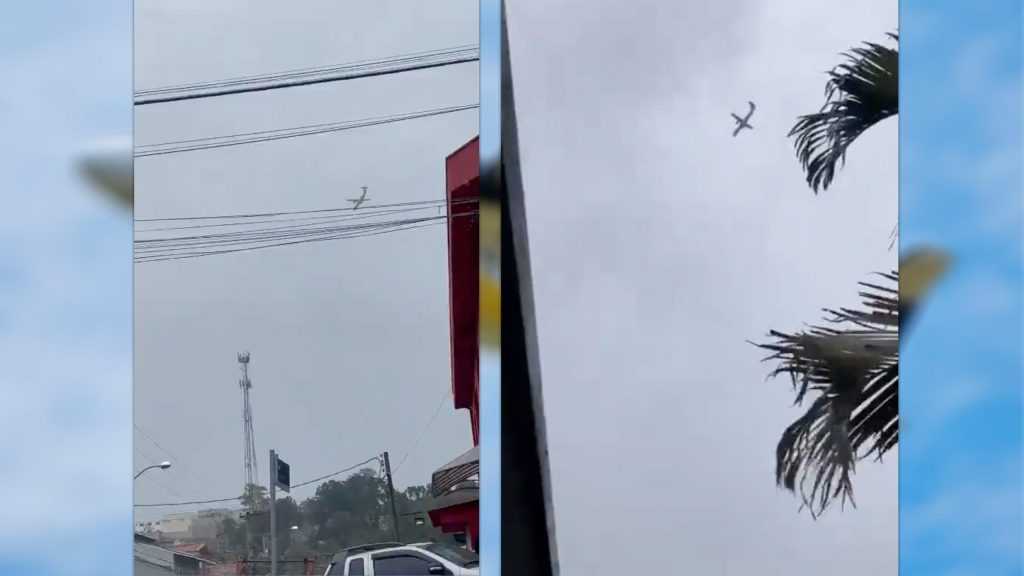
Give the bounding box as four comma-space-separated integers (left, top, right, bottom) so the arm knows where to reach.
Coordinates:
445, 136, 481, 445
427, 136, 481, 551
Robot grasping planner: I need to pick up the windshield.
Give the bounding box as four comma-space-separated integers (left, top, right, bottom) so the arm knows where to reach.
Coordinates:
419, 543, 479, 567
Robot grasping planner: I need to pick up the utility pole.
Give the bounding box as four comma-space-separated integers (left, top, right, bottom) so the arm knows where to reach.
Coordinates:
382, 451, 401, 543
270, 450, 278, 576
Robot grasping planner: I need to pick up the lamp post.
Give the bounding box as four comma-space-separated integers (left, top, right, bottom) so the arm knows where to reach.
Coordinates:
134, 461, 171, 480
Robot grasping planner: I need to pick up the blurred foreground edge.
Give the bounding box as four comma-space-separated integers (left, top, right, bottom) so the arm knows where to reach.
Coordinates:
497, 4, 559, 575
77, 136, 133, 209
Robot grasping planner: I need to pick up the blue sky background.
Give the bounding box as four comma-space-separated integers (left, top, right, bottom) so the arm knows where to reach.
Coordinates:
0, 1, 131, 575
900, 0, 1022, 574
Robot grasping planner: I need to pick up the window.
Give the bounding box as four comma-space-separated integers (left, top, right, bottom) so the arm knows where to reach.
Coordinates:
347, 557, 365, 576
372, 553, 449, 575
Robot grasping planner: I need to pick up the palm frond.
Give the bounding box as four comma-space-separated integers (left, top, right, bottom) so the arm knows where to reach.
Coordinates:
790, 33, 899, 193
754, 271, 898, 517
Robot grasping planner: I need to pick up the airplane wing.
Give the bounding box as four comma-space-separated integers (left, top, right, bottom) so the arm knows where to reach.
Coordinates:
731, 113, 743, 122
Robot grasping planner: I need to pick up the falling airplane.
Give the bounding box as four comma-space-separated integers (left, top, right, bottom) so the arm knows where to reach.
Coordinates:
731, 101, 756, 137
348, 186, 370, 210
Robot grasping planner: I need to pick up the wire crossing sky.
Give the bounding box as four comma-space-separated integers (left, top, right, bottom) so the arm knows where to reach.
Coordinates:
135, 103, 479, 157
134, 199, 479, 263
135, 45, 480, 105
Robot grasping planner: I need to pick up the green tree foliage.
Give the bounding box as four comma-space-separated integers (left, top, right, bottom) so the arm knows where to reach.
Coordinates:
240, 483, 268, 512
218, 469, 460, 560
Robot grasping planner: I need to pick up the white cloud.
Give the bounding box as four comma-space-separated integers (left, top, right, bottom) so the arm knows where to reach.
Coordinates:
903, 454, 1022, 562
0, 326, 130, 551
903, 376, 990, 449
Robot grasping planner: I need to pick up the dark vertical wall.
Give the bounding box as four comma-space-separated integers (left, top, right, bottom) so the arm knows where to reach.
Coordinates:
499, 4, 559, 574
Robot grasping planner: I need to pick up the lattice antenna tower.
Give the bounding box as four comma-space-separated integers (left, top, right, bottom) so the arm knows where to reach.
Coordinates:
238, 352, 259, 505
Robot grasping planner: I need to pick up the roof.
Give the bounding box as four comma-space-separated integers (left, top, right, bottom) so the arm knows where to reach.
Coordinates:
173, 550, 217, 566
134, 538, 216, 568
431, 445, 479, 496
134, 542, 174, 570
174, 543, 209, 555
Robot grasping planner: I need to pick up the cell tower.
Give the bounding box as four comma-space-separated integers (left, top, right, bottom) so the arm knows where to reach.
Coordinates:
238, 352, 259, 497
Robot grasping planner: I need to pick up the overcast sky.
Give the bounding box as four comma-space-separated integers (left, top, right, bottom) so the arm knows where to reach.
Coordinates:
505, 0, 898, 574
133, 0, 478, 523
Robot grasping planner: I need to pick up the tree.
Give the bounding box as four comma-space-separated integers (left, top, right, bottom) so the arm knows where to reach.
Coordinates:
789, 34, 898, 194
241, 483, 268, 512
220, 516, 247, 555
216, 470, 462, 560
756, 33, 949, 517
393, 484, 459, 546
303, 469, 390, 550
274, 496, 301, 555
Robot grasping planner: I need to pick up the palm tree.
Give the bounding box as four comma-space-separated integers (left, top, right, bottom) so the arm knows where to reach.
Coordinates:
790, 34, 898, 194
755, 33, 948, 517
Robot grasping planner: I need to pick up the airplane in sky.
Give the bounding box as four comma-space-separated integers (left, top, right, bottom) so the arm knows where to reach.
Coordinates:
731, 101, 756, 137
348, 186, 369, 210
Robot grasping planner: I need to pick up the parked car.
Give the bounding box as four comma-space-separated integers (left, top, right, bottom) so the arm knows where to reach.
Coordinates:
323, 542, 479, 576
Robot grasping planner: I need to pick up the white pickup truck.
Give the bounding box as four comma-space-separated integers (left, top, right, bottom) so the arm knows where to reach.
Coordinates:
322, 542, 479, 576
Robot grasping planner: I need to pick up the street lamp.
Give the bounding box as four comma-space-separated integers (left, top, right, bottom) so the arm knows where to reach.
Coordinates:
134, 461, 172, 479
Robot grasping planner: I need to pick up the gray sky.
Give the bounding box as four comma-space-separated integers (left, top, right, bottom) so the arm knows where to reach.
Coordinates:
133, 0, 478, 523
506, 0, 898, 574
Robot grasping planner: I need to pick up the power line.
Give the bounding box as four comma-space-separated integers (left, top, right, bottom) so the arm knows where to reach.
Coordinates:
136, 205, 444, 233
136, 213, 450, 247
135, 197, 476, 223
134, 218, 453, 263
134, 215, 464, 260
134, 445, 187, 502
135, 46, 479, 105
136, 46, 478, 95
134, 210, 477, 263
135, 496, 243, 509
134, 104, 478, 157
394, 387, 452, 474
134, 455, 383, 508
135, 221, 443, 263
290, 455, 383, 490
134, 423, 209, 498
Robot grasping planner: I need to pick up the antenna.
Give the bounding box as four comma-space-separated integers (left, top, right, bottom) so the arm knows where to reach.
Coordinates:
238, 352, 258, 496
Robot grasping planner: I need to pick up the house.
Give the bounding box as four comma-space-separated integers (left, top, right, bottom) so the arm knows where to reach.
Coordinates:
174, 542, 212, 559
134, 533, 218, 576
